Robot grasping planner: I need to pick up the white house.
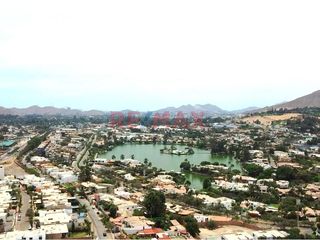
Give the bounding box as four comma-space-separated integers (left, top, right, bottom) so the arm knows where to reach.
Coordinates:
92, 158, 110, 164
114, 187, 131, 199
124, 173, 136, 181
276, 180, 289, 189
197, 194, 235, 210
194, 213, 209, 223
122, 216, 153, 235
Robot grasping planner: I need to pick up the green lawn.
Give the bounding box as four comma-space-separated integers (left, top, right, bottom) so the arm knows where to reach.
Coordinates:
269, 203, 279, 208
69, 231, 89, 238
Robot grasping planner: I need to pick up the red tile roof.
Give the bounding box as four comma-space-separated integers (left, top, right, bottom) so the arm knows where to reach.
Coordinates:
137, 228, 163, 236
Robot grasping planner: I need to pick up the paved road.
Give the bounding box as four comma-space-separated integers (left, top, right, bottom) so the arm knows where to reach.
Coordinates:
72, 134, 96, 170
78, 198, 113, 240
2, 146, 32, 231
79, 134, 97, 168
15, 189, 31, 231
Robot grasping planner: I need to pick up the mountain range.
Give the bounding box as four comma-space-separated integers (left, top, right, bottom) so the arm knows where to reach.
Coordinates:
0, 90, 319, 116
263, 90, 320, 111
0, 106, 105, 116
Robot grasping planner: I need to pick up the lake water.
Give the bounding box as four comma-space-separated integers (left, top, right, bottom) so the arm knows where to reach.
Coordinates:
98, 144, 241, 189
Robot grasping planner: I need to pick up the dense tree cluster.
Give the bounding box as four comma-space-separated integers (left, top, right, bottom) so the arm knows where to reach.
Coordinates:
143, 190, 166, 218
180, 159, 191, 171
287, 115, 320, 134
243, 163, 264, 178
184, 216, 200, 237
210, 139, 227, 154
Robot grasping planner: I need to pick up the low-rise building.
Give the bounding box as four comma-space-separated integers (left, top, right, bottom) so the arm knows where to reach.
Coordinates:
197, 194, 235, 210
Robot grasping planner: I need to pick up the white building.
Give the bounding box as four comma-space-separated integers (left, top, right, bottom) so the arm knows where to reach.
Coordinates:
124, 173, 136, 181
30, 156, 50, 163
92, 158, 110, 164
0, 165, 4, 180
276, 180, 290, 189
194, 213, 209, 223
215, 180, 249, 192
197, 194, 235, 210
0, 183, 12, 222
48, 169, 78, 184
0, 229, 46, 240
122, 216, 153, 235
115, 187, 131, 199
121, 159, 141, 167
220, 230, 289, 240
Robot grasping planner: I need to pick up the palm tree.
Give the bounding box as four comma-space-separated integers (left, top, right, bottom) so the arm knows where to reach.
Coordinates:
131, 154, 135, 159
111, 155, 116, 160
144, 158, 148, 165
120, 154, 125, 160
184, 180, 191, 192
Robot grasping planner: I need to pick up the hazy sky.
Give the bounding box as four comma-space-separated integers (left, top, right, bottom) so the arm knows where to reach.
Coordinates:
0, 1, 320, 111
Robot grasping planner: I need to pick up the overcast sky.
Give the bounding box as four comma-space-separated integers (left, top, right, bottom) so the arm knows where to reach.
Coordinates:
0, 1, 320, 111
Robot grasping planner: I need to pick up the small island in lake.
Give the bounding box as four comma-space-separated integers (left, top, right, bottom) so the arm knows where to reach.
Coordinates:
160, 145, 194, 155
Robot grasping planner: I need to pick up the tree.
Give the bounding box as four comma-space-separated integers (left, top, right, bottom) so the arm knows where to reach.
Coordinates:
276, 166, 296, 181
243, 164, 264, 178
64, 184, 76, 196
184, 180, 191, 192
0, 219, 4, 233
241, 148, 251, 162
27, 185, 36, 194
133, 208, 144, 216
203, 178, 212, 190
26, 208, 34, 227
109, 204, 118, 218
120, 154, 125, 160
79, 165, 92, 182
180, 159, 191, 171
84, 219, 92, 235
278, 197, 301, 220
184, 216, 200, 237
279, 197, 298, 214
143, 190, 166, 218
210, 139, 226, 154
258, 168, 274, 179
287, 228, 304, 239
154, 216, 171, 230
207, 220, 217, 230
254, 119, 261, 125
111, 155, 116, 160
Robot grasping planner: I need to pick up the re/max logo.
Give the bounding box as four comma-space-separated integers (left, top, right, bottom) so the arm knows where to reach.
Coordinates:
109, 111, 205, 127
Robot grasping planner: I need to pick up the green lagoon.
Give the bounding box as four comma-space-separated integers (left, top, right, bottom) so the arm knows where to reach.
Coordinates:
99, 144, 241, 189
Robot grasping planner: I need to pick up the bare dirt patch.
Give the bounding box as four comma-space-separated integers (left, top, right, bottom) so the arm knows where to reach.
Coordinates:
242, 113, 301, 125
200, 225, 256, 239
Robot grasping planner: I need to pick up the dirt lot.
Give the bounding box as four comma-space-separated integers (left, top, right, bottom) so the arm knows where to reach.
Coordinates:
200, 225, 256, 239
242, 113, 301, 125
4, 161, 26, 178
